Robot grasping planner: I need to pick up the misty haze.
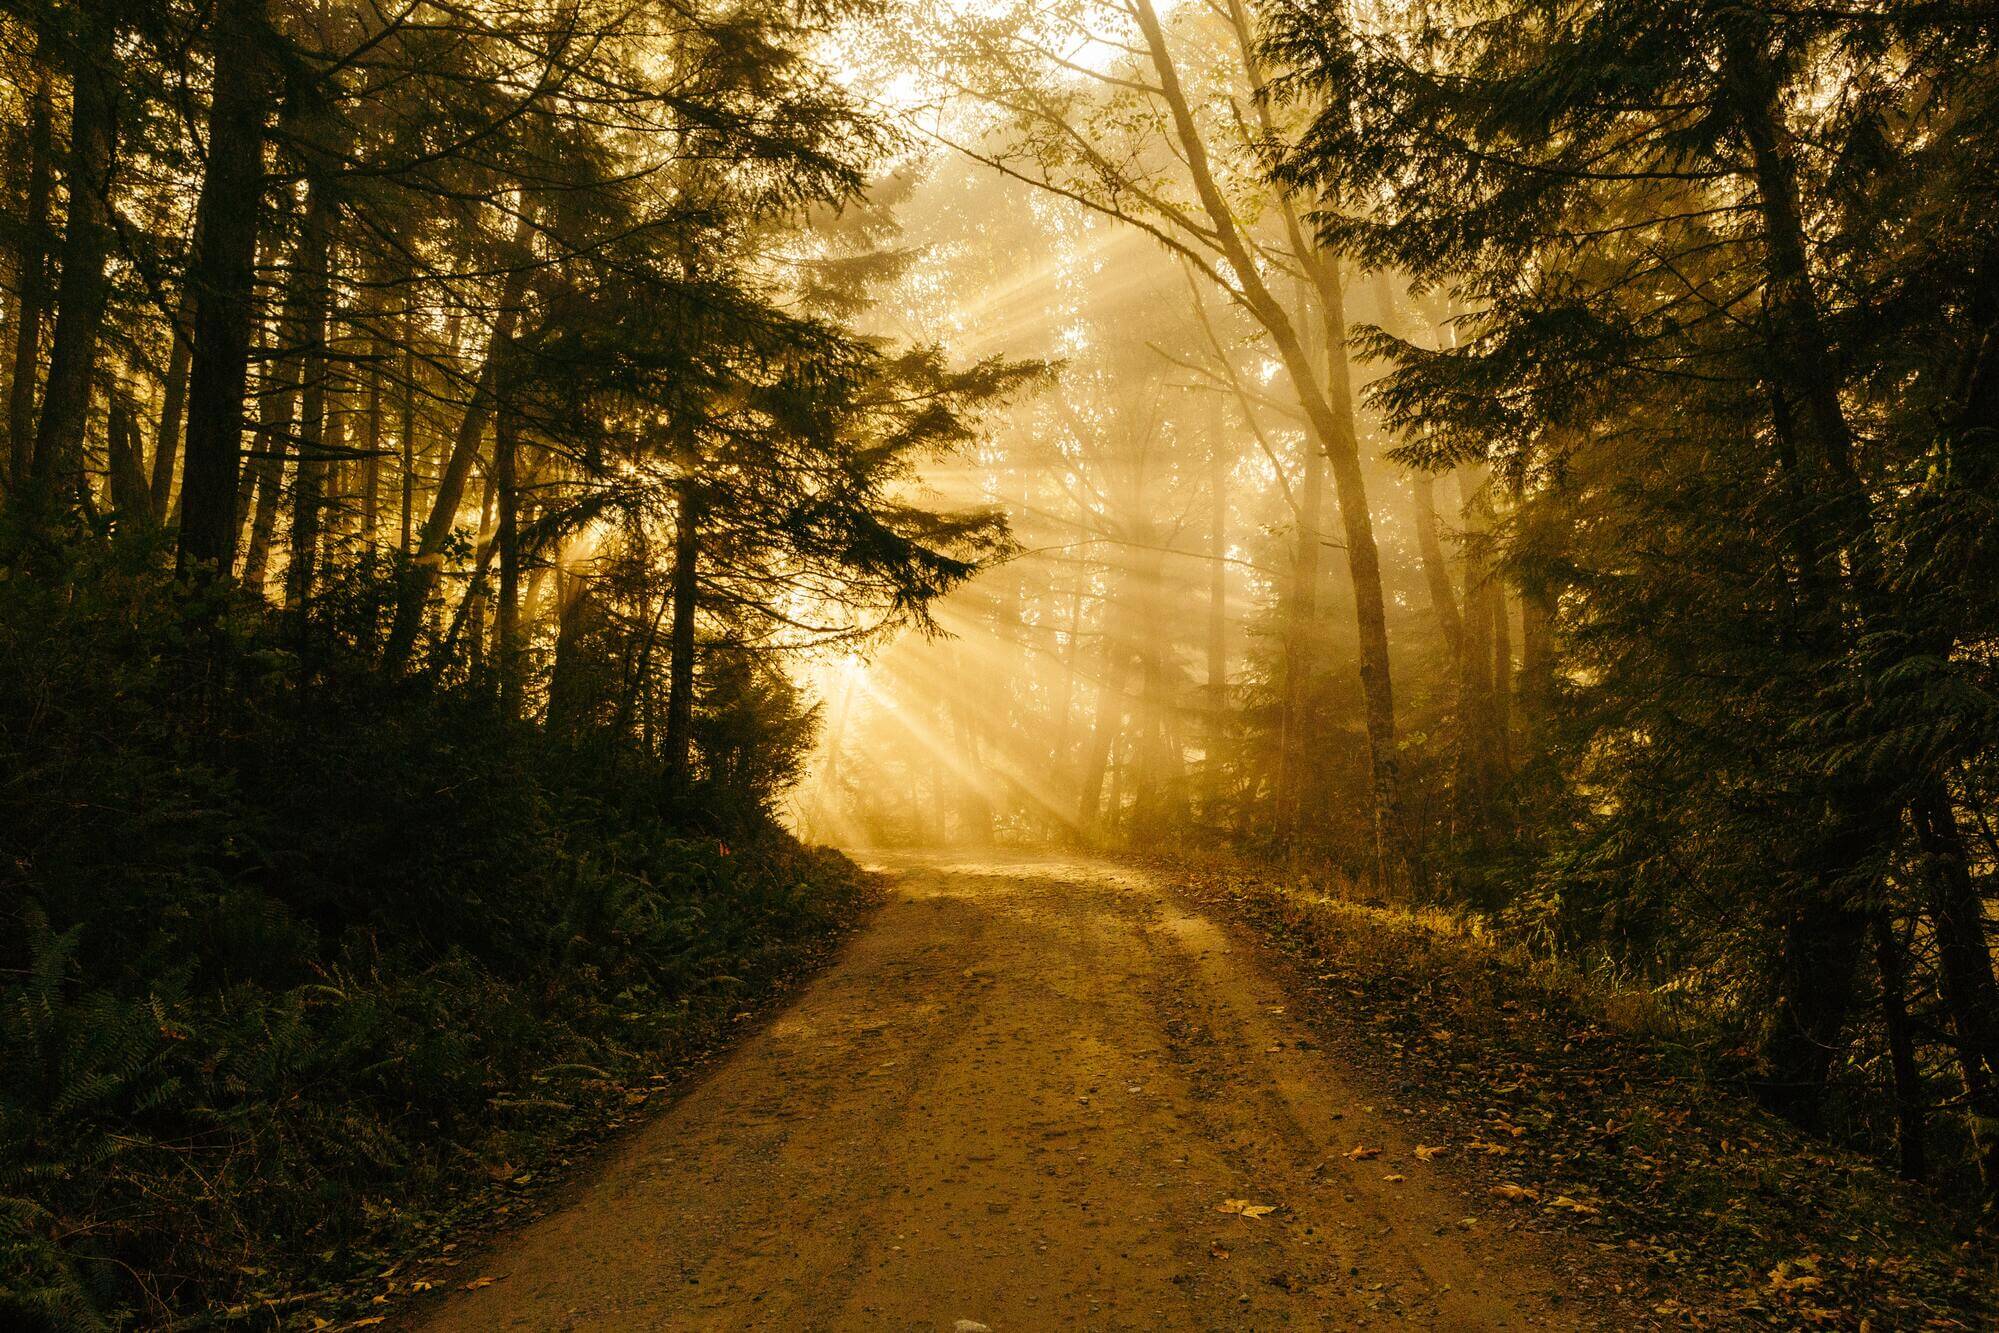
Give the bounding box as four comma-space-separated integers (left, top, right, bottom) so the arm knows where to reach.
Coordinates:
1, 0, 1995, 1328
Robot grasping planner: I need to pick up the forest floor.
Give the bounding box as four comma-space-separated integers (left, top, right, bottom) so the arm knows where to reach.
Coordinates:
408, 853, 1649, 1330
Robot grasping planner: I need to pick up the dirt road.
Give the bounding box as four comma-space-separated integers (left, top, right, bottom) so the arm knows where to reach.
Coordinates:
421, 854, 1611, 1330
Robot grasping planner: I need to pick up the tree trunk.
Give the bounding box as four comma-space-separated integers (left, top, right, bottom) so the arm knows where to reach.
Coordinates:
105, 382, 152, 530
1413, 471, 1463, 662
150, 282, 195, 519
1133, 0, 1398, 881
1077, 618, 1134, 843
1206, 397, 1229, 807
31, 2, 120, 504
663, 475, 701, 791
1453, 468, 1503, 831
1762, 870, 1868, 1129
1492, 582, 1513, 773
1275, 418, 1324, 839
1871, 912, 1928, 1181
360, 326, 382, 546
1913, 782, 1999, 1194
284, 182, 335, 613
238, 238, 308, 591
6, 62, 53, 491
1518, 589, 1554, 738
383, 218, 533, 668
177, 0, 272, 576
495, 405, 521, 719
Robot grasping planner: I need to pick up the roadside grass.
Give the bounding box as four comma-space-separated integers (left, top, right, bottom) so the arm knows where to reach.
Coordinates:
1152, 852, 1997, 1331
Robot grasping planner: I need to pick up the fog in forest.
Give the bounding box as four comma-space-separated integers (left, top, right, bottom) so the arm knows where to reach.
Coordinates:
4, 0, 1997, 1323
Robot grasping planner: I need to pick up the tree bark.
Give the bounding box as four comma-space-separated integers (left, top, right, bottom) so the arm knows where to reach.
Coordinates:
1871, 912, 1928, 1181
663, 474, 701, 791
31, 1, 120, 504
178, 0, 273, 576
105, 381, 152, 530
383, 217, 533, 667
1914, 782, 1999, 1194
1206, 394, 1229, 807
495, 405, 521, 719
6, 62, 54, 491
150, 299, 192, 520
284, 181, 335, 613
1133, 0, 1399, 881
1413, 471, 1463, 662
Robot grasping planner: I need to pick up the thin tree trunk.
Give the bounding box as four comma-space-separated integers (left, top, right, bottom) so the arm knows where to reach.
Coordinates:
6, 62, 53, 490
495, 405, 521, 719
1207, 397, 1229, 805
105, 381, 152, 530
31, 2, 120, 503
398, 300, 417, 558
1913, 782, 1999, 1194
663, 474, 701, 791
1518, 590, 1554, 738
178, 0, 272, 576
1275, 421, 1324, 838
1871, 912, 1928, 1181
150, 283, 194, 519
1134, 0, 1399, 881
1492, 583, 1513, 773
1413, 471, 1464, 662
285, 182, 335, 613
1454, 468, 1502, 829
361, 325, 382, 546
238, 244, 308, 590
384, 217, 533, 668
1077, 617, 1134, 843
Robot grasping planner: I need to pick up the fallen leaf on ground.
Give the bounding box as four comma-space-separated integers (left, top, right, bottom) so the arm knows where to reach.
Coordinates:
1382, 1173, 1406, 1183
1345, 1145, 1381, 1160
1413, 1144, 1445, 1160
1491, 1183, 1540, 1202
1546, 1195, 1600, 1215
1215, 1198, 1277, 1218
461, 1275, 504, 1291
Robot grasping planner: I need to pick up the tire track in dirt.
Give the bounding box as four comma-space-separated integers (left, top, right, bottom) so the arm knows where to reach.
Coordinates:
419, 853, 1629, 1330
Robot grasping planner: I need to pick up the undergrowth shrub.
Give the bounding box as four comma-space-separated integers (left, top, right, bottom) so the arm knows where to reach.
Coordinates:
0, 533, 868, 1328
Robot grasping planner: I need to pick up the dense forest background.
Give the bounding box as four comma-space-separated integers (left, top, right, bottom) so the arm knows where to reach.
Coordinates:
1, 0, 1996, 1325
792, 0, 1999, 1222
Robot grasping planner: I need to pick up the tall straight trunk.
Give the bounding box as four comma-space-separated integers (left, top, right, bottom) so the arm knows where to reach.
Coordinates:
1413, 471, 1463, 662
398, 304, 417, 557
1492, 583, 1513, 772
31, 2, 120, 502
1206, 397, 1229, 799
178, 0, 272, 575
1913, 783, 1999, 1193
1135, 0, 1398, 880
360, 326, 382, 545
494, 407, 521, 719
1053, 584, 1084, 768
1275, 420, 1324, 837
150, 305, 191, 519
1129, 533, 1174, 835
238, 241, 307, 589
1726, 25, 1902, 1125
1453, 468, 1503, 827
284, 182, 334, 613
1871, 912, 1928, 1181
384, 217, 533, 668
105, 383, 152, 529
7, 63, 53, 490
662, 476, 700, 790
1518, 590, 1554, 738
949, 649, 994, 845
1077, 616, 1135, 843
